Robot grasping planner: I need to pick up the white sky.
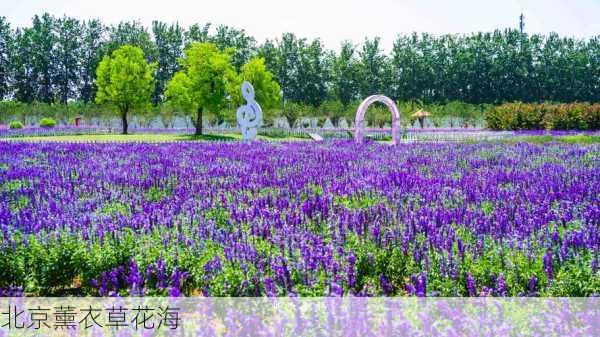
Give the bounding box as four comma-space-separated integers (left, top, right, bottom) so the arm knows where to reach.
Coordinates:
2, 0, 599, 51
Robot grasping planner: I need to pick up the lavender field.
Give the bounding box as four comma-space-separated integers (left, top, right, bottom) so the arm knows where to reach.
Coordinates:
0, 140, 598, 297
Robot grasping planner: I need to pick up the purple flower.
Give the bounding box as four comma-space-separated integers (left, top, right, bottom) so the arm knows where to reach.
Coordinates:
528, 276, 538, 296
466, 273, 477, 297
347, 253, 356, 290
168, 286, 182, 297
543, 250, 554, 280
379, 274, 393, 295
264, 277, 277, 297
495, 275, 508, 296
1, 140, 598, 297
408, 273, 427, 297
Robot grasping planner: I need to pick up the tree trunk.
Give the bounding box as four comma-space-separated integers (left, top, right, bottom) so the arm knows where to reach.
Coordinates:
195, 107, 203, 136
121, 108, 129, 135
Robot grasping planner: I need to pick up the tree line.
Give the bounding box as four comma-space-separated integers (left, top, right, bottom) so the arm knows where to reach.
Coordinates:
0, 13, 598, 110
93, 42, 280, 134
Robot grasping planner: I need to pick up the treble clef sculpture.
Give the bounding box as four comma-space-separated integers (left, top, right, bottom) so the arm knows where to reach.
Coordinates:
236, 81, 262, 140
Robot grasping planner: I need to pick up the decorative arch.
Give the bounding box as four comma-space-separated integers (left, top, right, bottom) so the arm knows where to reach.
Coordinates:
354, 95, 401, 145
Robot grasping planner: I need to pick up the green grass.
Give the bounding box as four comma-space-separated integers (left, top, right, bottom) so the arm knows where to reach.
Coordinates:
1, 133, 307, 143
3, 132, 597, 144
500, 134, 600, 144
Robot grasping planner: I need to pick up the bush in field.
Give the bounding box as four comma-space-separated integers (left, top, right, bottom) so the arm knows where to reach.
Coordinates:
27, 235, 86, 294
9, 120, 24, 129
580, 104, 600, 130
486, 102, 600, 130
485, 102, 545, 130
39, 117, 57, 128
543, 103, 600, 130
0, 246, 25, 288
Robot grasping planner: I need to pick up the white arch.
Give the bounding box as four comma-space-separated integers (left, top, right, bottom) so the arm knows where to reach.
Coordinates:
354, 95, 401, 145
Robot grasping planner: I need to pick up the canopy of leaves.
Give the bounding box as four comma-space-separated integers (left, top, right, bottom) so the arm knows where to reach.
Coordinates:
233, 57, 281, 110
1, 13, 599, 109
95, 45, 155, 113
165, 42, 237, 115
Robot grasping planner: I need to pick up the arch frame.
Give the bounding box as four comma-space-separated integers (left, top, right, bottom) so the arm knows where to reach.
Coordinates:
354, 95, 401, 145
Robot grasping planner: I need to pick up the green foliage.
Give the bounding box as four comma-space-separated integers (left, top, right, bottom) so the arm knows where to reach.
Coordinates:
332, 41, 360, 107
0, 242, 26, 288
99, 201, 130, 217
9, 120, 23, 129
151, 21, 184, 104
95, 44, 155, 134
165, 42, 238, 134
0, 17, 12, 100
359, 37, 391, 98
9, 195, 30, 212
234, 57, 281, 110
2, 14, 600, 109
2, 179, 29, 192
54, 16, 82, 103
205, 207, 231, 230
334, 193, 383, 210
501, 135, 600, 144
317, 100, 345, 123
80, 229, 138, 291
0, 101, 109, 125
39, 117, 56, 128
261, 34, 329, 107
486, 102, 600, 130
144, 185, 170, 202
27, 235, 86, 293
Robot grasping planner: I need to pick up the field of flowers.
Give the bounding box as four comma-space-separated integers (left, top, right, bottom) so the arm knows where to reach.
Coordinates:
0, 140, 598, 297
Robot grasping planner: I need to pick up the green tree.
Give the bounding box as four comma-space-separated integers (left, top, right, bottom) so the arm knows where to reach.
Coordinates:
152, 21, 184, 103
0, 17, 12, 99
233, 57, 281, 109
333, 41, 360, 107
300, 39, 329, 107
79, 19, 104, 102
30, 13, 55, 102
12, 27, 36, 103
211, 25, 256, 70
105, 21, 157, 63
95, 45, 155, 134
275, 33, 302, 103
165, 42, 237, 135
184, 23, 211, 47
53, 16, 82, 103
358, 37, 391, 98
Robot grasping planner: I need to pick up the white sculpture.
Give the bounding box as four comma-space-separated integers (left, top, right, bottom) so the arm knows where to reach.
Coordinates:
355, 95, 401, 145
236, 81, 262, 140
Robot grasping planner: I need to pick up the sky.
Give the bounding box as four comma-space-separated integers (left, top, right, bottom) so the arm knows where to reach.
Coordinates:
2, 0, 599, 51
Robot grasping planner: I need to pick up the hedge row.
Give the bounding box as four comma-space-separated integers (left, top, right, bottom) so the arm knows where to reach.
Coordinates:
486, 103, 600, 130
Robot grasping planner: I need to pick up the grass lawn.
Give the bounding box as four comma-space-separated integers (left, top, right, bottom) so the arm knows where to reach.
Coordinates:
499, 134, 600, 144
1, 133, 308, 143
2, 132, 598, 144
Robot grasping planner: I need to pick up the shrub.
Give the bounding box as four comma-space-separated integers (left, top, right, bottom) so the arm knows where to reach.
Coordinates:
0, 247, 25, 288
486, 102, 600, 130
9, 120, 24, 129
579, 104, 600, 130
39, 117, 57, 128
27, 235, 85, 294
